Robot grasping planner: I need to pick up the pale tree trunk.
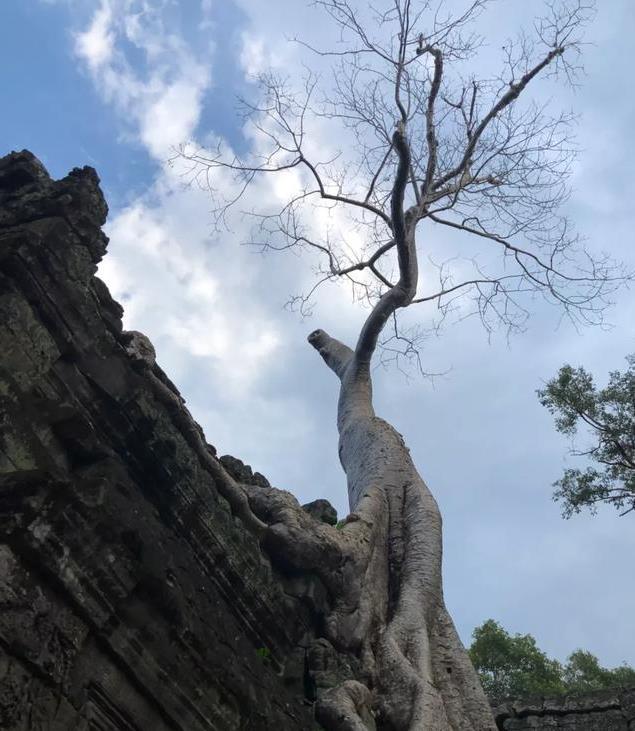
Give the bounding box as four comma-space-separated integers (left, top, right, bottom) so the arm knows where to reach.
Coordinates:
172, 6, 597, 723
306, 329, 496, 730
301, 126, 496, 729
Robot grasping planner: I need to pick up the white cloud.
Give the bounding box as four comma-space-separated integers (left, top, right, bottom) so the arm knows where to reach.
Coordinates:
239, 32, 272, 77
75, 0, 114, 70
139, 74, 209, 158
100, 148, 296, 400
74, 0, 211, 159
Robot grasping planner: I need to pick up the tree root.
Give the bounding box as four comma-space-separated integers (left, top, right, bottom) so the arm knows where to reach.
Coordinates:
122, 330, 267, 537
316, 680, 376, 731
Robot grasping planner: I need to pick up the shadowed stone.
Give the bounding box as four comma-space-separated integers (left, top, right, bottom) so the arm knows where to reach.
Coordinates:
302, 498, 338, 526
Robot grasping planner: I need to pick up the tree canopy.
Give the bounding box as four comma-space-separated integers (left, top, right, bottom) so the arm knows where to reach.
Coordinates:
177, 0, 625, 373
538, 355, 635, 517
469, 619, 635, 702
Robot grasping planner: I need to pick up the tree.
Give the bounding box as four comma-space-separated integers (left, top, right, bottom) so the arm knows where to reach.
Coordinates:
468, 620, 565, 702
563, 650, 611, 692
538, 356, 635, 517
176, 1, 622, 728
469, 620, 635, 702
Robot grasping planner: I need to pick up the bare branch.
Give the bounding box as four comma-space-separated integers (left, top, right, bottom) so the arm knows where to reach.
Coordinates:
299, 154, 393, 227
172, 0, 627, 376
355, 123, 416, 365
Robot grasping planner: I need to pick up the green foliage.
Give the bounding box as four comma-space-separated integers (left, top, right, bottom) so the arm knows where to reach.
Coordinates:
335, 520, 346, 530
468, 620, 564, 702
537, 355, 635, 517
469, 620, 635, 702
563, 650, 635, 693
256, 646, 271, 663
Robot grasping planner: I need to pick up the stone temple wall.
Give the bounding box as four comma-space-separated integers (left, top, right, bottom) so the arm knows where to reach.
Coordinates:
0, 150, 632, 730
0, 150, 328, 730
494, 689, 635, 730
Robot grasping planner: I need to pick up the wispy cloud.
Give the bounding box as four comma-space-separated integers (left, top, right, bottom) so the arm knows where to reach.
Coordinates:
75, 1, 114, 69
74, 0, 211, 159
100, 173, 282, 396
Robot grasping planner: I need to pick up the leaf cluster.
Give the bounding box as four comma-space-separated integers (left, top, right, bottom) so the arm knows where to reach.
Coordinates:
469, 619, 635, 703
538, 355, 635, 516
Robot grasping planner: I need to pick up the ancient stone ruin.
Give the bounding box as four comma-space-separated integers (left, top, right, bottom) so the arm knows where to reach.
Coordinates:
1, 150, 633, 729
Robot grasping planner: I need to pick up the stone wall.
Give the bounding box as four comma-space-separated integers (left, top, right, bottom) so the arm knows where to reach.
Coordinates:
0, 151, 331, 730
0, 150, 632, 730
494, 689, 635, 730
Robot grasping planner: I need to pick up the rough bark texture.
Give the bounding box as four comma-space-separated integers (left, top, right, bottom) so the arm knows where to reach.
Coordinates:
306, 329, 496, 730
1, 150, 629, 731
296, 126, 496, 730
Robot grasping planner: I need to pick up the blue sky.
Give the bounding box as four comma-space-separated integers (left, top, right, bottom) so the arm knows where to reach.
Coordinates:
2, 2, 150, 200
1, 0, 251, 201
3, 0, 635, 671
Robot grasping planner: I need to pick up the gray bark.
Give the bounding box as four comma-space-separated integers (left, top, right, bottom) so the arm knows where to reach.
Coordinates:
300, 126, 496, 729
308, 327, 496, 730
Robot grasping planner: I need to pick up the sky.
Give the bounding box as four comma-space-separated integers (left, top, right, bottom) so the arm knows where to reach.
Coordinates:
2, 0, 634, 670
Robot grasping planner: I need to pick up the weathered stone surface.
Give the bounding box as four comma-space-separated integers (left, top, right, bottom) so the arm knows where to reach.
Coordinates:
302, 499, 338, 526
494, 688, 635, 730
220, 453, 271, 488
0, 150, 325, 730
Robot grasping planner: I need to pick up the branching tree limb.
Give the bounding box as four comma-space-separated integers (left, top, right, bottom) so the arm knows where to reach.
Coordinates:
176, 0, 621, 370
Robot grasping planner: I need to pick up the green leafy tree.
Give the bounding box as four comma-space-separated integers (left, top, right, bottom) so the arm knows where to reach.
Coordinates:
611, 664, 635, 688
564, 650, 635, 693
468, 620, 565, 702
538, 356, 635, 517
469, 620, 635, 701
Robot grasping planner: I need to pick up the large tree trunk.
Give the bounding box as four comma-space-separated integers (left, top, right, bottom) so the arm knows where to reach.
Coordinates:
249, 127, 495, 728
306, 330, 496, 730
